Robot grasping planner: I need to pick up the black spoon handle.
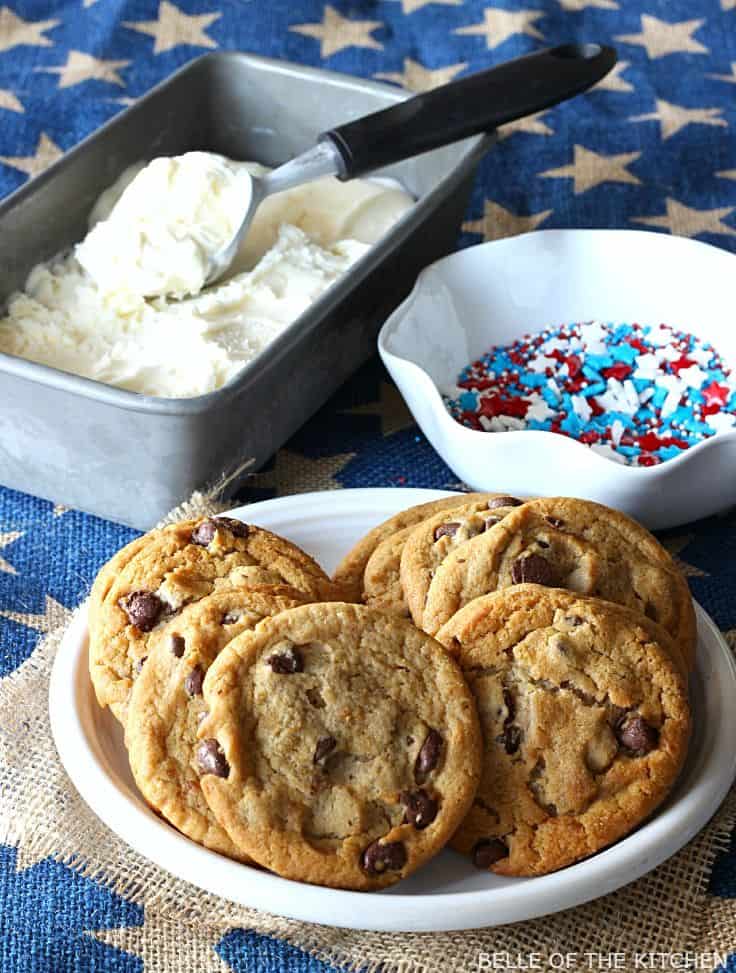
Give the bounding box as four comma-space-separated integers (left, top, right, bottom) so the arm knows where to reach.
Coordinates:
322, 43, 616, 179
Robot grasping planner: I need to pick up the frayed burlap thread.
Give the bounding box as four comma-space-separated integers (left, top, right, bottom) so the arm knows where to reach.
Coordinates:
0, 482, 734, 973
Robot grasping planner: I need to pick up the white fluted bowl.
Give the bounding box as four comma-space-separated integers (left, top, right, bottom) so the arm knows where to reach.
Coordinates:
378, 229, 736, 528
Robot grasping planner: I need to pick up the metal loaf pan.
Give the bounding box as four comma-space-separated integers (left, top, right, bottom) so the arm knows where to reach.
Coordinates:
0, 52, 492, 529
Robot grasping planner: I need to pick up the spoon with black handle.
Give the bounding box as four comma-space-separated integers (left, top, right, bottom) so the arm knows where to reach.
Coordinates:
205, 42, 616, 285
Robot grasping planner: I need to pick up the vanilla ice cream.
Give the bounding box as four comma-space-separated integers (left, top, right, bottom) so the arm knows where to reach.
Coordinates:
0, 153, 413, 397
76, 153, 253, 300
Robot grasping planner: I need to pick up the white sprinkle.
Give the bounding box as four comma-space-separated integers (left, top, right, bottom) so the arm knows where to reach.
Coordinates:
526, 395, 556, 422
661, 387, 682, 418
678, 363, 709, 389
527, 354, 557, 374
546, 378, 561, 399
647, 324, 672, 347
571, 395, 592, 422
489, 415, 527, 432
479, 415, 494, 431
639, 387, 655, 404
633, 353, 660, 380
610, 419, 625, 446
705, 411, 736, 435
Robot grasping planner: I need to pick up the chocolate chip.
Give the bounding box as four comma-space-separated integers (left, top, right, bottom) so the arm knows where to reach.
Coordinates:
537, 540, 550, 549
434, 522, 460, 541
483, 516, 501, 531
616, 715, 659, 756
313, 736, 337, 765
267, 646, 303, 674
214, 516, 249, 537
191, 517, 249, 546
472, 838, 509, 869
196, 739, 229, 777
488, 496, 522, 510
135, 655, 147, 674
119, 591, 163, 632
221, 611, 240, 625
500, 724, 522, 755
546, 516, 565, 529
190, 519, 217, 547
510, 553, 557, 586
564, 615, 583, 627
184, 665, 204, 697
361, 840, 407, 875
306, 687, 325, 708
169, 634, 185, 658
401, 789, 438, 829
415, 729, 443, 781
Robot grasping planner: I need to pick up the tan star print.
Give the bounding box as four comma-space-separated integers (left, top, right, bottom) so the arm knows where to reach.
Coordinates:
708, 62, 736, 84
632, 198, 736, 239
497, 112, 554, 141
123, 1, 219, 55
594, 60, 634, 94
540, 145, 641, 195
722, 0, 735, 10
0, 133, 63, 178
391, 0, 462, 13
291, 6, 383, 58
463, 199, 553, 241
375, 58, 467, 93
342, 383, 414, 437
557, 0, 618, 10
718, 170, 736, 181
40, 50, 129, 88
88, 916, 235, 973
0, 7, 58, 53
631, 99, 727, 140
725, 629, 736, 651
246, 450, 354, 494
0, 531, 22, 575
615, 16, 708, 59
52, 503, 69, 517
0, 88, 23, 112
455, 9, 545, 49
0, 595, 72, 633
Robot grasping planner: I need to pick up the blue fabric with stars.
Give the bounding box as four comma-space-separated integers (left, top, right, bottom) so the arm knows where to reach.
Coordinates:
0, 0, 735, 969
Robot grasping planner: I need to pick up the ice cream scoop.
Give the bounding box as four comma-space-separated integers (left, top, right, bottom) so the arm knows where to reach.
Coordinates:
204, 42, 616, 287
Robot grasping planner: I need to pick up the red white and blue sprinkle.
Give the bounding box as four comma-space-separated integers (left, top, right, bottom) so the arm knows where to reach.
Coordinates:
443, 321, 736, 466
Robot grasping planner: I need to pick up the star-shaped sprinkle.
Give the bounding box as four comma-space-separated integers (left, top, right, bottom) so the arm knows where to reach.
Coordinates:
0, 7, 58, 53
389, 0, 462, 13
540, 145, 641, 194
0, 89, 23, 112
0, 133, 63, 178
123, 1, 220, 54
39, 50, 130, 88
291, 6, 383, 58
455, 9, 545, 49
632, 198, 736, 239
0, 531, 22, 574
497, 111, 554, 141
594, 60, 634, 93
708, 63, 736, 84
246, 450, 354, 495
463, 199, 553, 240
615, 16, 708, 59
0, 595, 72, 633
375, 58, 467, 93
630, 99, 727, 140
557, 0, 618, 10
342, 383, 414, 436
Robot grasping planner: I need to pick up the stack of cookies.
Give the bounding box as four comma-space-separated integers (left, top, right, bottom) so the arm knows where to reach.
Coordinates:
88, 498, 692, 892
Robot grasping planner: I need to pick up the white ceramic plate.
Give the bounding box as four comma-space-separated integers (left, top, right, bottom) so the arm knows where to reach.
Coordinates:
50, 488, 736, 932
378, 230, 736, 528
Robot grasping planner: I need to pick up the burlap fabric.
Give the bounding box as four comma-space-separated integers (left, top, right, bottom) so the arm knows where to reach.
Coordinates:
0, 482, 733, 973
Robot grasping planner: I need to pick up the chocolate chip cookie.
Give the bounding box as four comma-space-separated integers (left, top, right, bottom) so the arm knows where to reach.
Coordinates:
437, 584, 690, 876
332, 493, 492, 603
89, 515, 337, 721
197, 603, 482, 890
126, 584, 306, 859
423, 497, 696, 671
400, 496, 525, 629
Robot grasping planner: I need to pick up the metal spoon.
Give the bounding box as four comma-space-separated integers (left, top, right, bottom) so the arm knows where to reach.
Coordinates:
205, 42, 616, 286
